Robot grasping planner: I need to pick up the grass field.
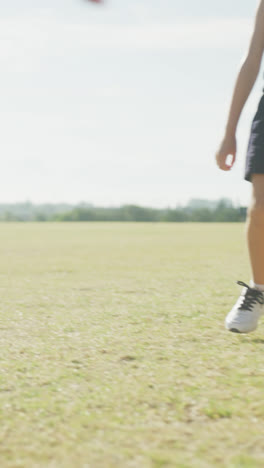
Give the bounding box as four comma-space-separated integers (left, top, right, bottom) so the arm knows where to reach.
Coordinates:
1, 221, 264, 467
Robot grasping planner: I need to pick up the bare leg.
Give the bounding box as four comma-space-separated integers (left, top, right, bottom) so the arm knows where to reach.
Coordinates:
246, 174, 264, 284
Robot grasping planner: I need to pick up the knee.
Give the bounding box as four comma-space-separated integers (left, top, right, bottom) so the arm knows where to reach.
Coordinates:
247, 201, 264, 227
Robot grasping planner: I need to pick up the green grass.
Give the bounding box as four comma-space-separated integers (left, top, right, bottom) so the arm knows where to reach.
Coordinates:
0, 222, 263, 467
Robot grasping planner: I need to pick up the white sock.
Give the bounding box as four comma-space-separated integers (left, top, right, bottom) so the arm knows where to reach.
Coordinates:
249, 279, 264, 292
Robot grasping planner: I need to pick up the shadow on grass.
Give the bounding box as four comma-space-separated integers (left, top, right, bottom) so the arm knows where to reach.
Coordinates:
237, 337, 264, 344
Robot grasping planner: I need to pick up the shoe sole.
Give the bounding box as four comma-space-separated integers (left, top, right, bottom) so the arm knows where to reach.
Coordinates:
227, 326, 257, 334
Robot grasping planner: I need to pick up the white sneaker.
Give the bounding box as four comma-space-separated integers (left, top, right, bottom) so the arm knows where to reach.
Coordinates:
225, 280, 264, 333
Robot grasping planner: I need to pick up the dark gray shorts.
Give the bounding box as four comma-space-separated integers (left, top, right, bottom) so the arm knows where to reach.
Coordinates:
245, 93, 264, 182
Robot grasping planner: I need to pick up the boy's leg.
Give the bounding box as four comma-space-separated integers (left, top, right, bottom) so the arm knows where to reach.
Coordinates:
246, 174, 264, 285
225, 175, 264, 333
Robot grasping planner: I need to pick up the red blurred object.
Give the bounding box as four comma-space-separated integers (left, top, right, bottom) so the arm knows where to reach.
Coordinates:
86, 0, 102, 3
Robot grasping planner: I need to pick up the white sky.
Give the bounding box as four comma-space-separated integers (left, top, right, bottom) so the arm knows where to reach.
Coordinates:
0, 0, 262, 207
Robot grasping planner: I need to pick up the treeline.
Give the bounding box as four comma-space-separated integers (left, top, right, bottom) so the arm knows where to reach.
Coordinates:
0, 199, 247, 222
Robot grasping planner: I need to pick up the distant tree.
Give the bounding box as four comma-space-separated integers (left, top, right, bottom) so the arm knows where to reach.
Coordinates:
34, 213, 48, 222
120, 205, 158, 222
190, 208, 213, 222
54, 208, 98, 221
162, 209, 189, 222
0, 199, 248, 222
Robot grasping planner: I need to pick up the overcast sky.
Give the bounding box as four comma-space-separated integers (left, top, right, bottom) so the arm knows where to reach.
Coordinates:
0, 0, 262, 207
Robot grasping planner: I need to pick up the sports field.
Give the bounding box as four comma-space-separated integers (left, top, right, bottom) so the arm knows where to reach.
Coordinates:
0, 222, 263, 467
